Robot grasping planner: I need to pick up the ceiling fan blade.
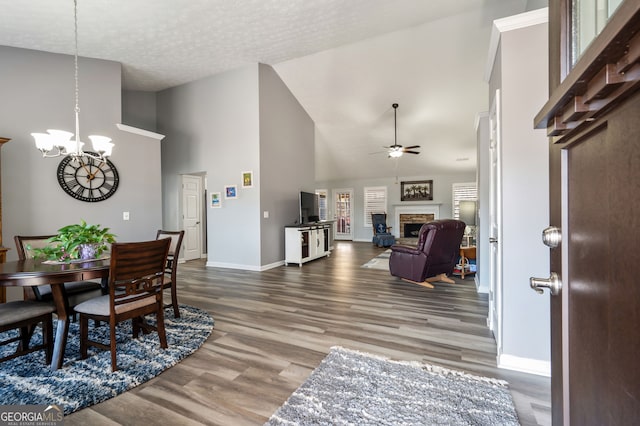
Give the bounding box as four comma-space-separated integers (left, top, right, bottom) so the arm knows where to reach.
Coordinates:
404, 145, 420, 149
404, 150, 420, 154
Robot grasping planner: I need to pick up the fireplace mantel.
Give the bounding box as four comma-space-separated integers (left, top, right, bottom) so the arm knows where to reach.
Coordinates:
392, 203, 441, 238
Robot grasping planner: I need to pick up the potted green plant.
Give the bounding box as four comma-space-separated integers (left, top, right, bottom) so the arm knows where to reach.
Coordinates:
30, 220, 116, 262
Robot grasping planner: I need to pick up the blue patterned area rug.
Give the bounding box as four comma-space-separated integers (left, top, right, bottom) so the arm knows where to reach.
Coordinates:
0, 305, 213, 415
266, 346, 520, 425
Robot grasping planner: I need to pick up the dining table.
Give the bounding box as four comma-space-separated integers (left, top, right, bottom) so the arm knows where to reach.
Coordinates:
0, 257, 110, 370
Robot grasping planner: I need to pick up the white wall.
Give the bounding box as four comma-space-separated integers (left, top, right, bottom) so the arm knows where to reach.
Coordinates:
487, 11, 550, 374
316, 172, 475, 242
0, 46, 162, 299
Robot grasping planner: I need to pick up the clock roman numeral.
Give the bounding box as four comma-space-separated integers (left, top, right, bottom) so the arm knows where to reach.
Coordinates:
74, 185, 85, 198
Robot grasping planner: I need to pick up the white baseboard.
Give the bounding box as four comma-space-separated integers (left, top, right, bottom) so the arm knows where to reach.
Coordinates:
353, 238, 371, 243
205, 260, 284, 271
498, 353, 551, 377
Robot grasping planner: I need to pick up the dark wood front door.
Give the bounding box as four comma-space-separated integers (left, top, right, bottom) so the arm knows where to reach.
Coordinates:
538, 2, 640, 424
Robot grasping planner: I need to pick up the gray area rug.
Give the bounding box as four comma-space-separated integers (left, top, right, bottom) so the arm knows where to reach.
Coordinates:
361, 249, 391, 270
266, 346, 520, 425
0, 305, 213, 415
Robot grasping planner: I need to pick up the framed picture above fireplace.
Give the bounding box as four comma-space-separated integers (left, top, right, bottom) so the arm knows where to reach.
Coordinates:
400, 180, 433, 201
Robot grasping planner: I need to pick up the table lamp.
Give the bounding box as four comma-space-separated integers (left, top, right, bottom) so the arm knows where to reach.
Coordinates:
459, 200, 477, 246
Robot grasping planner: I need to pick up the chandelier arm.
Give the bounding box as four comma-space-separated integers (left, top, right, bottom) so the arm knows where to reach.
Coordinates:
31, 0, 112, 163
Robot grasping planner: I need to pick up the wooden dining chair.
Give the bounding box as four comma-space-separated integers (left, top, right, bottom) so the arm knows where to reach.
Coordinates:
74, 238, 171, 372
0, 300, 55, 364
155, 230, 185, 318
14, 235, 104, 312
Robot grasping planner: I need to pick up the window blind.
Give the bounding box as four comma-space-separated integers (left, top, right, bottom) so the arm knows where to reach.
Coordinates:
452, 182, 477, 219
364, 186, 387, 227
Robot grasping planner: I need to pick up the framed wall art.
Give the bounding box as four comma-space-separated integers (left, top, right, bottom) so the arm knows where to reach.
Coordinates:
210, 191, 221, 208
224, 185, 237, 199
241, 171, 253, 188
400, 180, 433, 201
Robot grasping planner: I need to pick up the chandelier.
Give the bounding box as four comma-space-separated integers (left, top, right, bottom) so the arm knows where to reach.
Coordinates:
31, 0, 113, 162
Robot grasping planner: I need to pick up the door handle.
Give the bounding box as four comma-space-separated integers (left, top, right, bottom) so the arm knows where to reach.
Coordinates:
542, 226, 561, 248
530, 272, 562, 296
489, 237, 498, 243
196, 221, 200, 225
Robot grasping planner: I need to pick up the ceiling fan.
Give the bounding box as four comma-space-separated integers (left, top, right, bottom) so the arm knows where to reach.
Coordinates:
384, 103, 420, 158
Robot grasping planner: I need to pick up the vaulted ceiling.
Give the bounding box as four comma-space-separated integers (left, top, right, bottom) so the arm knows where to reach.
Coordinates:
0, 0, 545, 181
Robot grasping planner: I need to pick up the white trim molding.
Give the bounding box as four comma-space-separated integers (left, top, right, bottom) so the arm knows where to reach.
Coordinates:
498, 353, 551, 377
116, 123, 165, 140
392, 203, 440, 238
484, 7, 549, 82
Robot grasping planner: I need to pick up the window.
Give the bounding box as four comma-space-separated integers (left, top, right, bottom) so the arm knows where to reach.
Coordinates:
452, 182, 477, 219
571, 0, 623, 66
315, 189, 328, 221
364, 186, 387, 227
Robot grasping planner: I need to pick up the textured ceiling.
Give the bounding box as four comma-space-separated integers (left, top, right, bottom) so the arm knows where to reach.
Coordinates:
0, 0, 539, 181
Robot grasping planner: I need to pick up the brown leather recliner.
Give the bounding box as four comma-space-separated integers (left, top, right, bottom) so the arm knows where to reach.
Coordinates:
389, 219, 466, 286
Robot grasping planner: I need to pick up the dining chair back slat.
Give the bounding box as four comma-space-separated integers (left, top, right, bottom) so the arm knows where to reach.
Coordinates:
155, 230, 185, 318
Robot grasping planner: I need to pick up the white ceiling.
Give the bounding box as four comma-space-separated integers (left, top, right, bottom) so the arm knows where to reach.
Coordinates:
0, 0, 540, 181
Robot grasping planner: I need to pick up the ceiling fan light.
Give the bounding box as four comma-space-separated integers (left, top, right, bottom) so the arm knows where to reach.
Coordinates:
389, 149, 403, 158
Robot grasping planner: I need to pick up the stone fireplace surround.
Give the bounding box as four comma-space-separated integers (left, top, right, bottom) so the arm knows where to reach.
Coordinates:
393, 204, 440, 238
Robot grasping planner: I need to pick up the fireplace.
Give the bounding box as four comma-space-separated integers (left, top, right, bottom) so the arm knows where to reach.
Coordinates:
403, 223, 424, 238
393, 204, 440, 238
399, 214, 435, 238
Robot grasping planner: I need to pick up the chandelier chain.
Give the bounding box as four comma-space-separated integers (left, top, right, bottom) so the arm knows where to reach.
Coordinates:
74, 0, 80, 139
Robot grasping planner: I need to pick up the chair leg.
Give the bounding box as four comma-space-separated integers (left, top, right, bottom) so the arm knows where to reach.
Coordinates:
156, 302, 168, 349
110, 322, 118, 372
19, 326, 30, 352
132, 317, 141, 338
425, 273, 455, 284
170, 284, 180, 318
401, 278, 435, 289
79, 314, 89, 359
43, 315, 53, 365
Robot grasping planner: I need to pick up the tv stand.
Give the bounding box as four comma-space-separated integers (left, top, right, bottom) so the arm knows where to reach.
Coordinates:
284, 223, 332, 266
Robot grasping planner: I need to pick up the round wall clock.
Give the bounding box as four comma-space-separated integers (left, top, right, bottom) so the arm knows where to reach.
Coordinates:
57, 152, 119, 202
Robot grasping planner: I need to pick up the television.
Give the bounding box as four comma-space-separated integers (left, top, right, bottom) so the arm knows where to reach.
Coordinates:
299, 191, 320, 224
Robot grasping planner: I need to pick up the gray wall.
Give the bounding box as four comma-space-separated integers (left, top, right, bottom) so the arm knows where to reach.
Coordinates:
0, 46, 162, 299
316, 172, 475, 242
157, 63, 313, 270
122, 90, 157, 131
157, 64, 260, 269
258, 64, 315, 267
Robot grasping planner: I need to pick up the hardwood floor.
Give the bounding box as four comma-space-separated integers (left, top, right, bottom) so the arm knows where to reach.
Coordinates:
66, 241, 551, 425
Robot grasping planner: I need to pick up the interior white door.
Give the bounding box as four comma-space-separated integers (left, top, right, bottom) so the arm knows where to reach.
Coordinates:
182, 175, 202, 261
488, 89, 503, 354
333, 188, 353, 240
